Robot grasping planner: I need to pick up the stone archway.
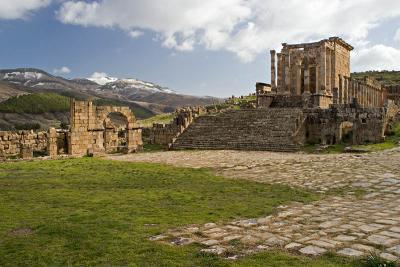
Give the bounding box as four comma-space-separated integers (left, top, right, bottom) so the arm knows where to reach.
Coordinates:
103, 112, 129, 153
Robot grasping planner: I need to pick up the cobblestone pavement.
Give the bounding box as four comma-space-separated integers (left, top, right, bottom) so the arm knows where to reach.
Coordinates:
108, 149, 400, 261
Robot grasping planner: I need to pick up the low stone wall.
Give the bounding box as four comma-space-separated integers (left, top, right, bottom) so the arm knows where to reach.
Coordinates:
0, 130, 48, 158
0, 129, 69, 159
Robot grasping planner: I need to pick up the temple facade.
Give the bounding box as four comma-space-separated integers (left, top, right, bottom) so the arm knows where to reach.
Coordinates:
257, 37, 386, 109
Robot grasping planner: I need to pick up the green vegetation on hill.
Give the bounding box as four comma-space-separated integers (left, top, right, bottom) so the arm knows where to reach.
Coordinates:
138, 112, 175, 127
352, 70, 400, 86
0, 93, 70, 113
206, 94, 256, 111
0, 158, 360, 267
93, 98, 154, 119
0, 93, 154, 119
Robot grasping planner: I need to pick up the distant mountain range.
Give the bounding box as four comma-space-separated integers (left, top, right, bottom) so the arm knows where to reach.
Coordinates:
0, 68, 220, 130
0, 68, 219, 112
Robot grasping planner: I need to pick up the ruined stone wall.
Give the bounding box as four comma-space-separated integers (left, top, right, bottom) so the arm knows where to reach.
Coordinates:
304, 106, 392, 145
0, 129, 67, 159
148, 107, 205, 146
386, 85, 400, 106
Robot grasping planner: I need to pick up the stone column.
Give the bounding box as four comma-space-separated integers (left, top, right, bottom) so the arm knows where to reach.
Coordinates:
283, 50, 291, 95
338, 75, 343, 104
277, 53, 284, 94
320, 43, 327, 93
296, 65, 302, 95
343, 78, 348, 104
270, 50, 277, 92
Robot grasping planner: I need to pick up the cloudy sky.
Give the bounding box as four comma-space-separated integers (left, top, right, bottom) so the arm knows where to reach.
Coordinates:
0, 0, 400, 97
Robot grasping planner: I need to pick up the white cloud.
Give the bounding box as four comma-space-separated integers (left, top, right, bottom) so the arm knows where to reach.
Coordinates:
352, 45, 400, 71
0, 0, 51, 20
87, 72, 118, 85
129, 30, 144, 39
395, 28, 400, 43
57, 0, 400, 64
53, 66, 71, 75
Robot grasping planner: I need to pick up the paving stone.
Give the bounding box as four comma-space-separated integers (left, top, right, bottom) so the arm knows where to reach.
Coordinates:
241, 235, 260, 245
334, 235, 357, 242
285, 242, 303, 250
201, 239, 220, 246
307, 240, 336, 249
299, 246, 326, 256
222, 234, 242, 242
388, 245, 400, 256
367, 234, 398, 247
380, 231, 400, 239
376, 219, 398, 225
359, 224, 385, 233
201, 246, 225, 255
337, 248, 364, 257
379, 252, 398, 262
351, 243, 376, 253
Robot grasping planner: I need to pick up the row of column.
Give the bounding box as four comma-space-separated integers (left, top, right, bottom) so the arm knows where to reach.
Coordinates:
270, 45, 329, 96
337, 75, 384, 107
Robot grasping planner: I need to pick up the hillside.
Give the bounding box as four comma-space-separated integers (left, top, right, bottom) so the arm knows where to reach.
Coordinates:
352, 70, 400, 85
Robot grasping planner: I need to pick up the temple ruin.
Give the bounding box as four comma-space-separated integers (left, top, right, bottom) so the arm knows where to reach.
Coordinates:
149, 37, 400, 151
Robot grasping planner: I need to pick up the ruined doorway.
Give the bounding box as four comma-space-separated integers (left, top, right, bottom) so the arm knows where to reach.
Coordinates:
103, 112, 129, 153
340, 121, 354, 144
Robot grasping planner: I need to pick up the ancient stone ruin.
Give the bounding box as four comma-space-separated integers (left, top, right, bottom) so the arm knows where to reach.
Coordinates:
150, 37, 400, 151
0, 100, 142, 160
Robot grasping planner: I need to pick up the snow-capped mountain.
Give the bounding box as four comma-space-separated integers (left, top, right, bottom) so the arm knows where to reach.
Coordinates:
0, 68, 218, 112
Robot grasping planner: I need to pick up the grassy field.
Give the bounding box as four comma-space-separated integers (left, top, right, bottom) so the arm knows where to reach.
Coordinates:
0, 158, 360, 267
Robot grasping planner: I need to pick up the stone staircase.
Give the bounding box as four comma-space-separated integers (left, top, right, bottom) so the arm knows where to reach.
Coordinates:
171, 108, 305, 152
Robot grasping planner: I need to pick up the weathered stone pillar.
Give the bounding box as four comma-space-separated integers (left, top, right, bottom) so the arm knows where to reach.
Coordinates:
296, 65, 302, 95
304, 66, 310, 95
344, 78, 348, 104
127, 128, 143, 153
333, 88, 339, 104
270, 50, 277, 92
320, 43, 327, 93
338, 75, 343, 104
283, 50, 291, 95
47, 127, 58, 158
277, 53, 284, 94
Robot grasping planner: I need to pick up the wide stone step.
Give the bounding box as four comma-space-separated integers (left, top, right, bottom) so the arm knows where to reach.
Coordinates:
172, 108, 304, 152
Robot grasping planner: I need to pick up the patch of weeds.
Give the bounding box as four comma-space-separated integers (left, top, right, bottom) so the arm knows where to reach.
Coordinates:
359, 253, 398, 267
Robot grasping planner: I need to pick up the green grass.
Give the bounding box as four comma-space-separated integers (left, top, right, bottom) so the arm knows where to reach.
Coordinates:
0, 93, 70, 113
0, 158, 357, 267
138, 113, 175, 127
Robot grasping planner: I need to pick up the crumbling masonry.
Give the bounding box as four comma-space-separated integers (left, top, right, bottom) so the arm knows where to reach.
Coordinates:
0, 100, 142, 159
